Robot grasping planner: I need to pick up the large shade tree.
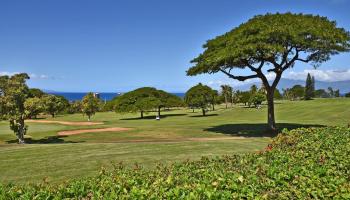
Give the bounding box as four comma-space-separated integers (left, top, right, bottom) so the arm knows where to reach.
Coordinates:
187, 13, 350, 131
115, 87, 182, 119
154, 90, 183, 117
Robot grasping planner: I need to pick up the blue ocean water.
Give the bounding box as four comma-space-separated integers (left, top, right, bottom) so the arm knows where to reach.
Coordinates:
48, 92, 119, 101
49, 92, 185, 101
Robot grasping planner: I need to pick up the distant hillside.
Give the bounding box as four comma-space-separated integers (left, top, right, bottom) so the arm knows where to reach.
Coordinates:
236, 79, 350, 93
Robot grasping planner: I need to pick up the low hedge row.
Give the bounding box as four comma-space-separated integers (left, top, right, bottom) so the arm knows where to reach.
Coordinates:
1, 127, 350, 199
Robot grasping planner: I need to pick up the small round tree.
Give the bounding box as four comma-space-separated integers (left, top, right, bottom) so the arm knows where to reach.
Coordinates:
81, 92, 100, 121
42, 95, 66, 118
187, 13, 350, 131
185, 83, 215, 116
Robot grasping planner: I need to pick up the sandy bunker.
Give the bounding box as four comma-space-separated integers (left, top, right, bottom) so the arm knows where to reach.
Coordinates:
26, 120, 104, 126
58, 127, 132, 136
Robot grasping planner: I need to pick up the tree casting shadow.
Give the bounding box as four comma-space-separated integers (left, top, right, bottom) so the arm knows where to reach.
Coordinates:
205, 123, 325, 137
6, 135, 83, 144
120, 113, 187, 120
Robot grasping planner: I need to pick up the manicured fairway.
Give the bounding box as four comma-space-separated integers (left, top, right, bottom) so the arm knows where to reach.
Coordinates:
0, 98, 350, 184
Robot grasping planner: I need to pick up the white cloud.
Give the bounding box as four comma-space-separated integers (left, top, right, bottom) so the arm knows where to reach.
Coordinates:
0, 71, 51, 80
283, 69, 350, 82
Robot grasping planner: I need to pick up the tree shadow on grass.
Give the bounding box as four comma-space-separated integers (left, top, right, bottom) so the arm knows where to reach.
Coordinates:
6, 135, 83, 144
120, 113, 187, 120
205, 123, 325, 137
190, 114, 219, 118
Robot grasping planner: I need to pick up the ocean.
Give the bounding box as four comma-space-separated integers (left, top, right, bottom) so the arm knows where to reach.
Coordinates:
49, 92, 185, 101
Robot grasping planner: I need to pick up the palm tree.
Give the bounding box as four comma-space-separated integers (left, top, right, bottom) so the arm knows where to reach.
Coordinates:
220, 85, 233, 109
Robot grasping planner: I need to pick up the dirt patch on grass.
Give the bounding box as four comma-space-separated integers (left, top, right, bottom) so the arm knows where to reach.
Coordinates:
26, 120, 103, 126
58, 127, 132, 136
99, 137, 248, 144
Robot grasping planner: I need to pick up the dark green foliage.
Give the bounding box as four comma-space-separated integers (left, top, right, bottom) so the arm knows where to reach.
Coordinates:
334, 89, 340, 97
274, 89, 283, 100
328, 87, 335, 98
115, 87, 183, 118
42, 95, 68, 118
184, 83, 215, 116
345, 92, 350, 98
248, 85, 266, 108
304, 73, 314, 100
249, 93, 265, 107
283, 85, 305, 100
1, 127, 350, 198
28, 88, 45, 98
315, 89, 330, 98
237, 91, 251, 106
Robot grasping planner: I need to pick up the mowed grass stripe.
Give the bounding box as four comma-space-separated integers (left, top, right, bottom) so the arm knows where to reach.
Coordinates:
0, 139, 269, 183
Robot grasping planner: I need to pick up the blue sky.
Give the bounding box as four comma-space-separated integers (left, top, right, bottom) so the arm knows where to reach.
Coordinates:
1, 0, 350, 92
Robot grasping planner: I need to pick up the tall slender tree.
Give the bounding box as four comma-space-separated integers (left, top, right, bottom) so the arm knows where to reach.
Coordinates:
220, 85, 233, 109
311, 76, 316, 98
187, 13, 350, 131
305, 73, 314, 100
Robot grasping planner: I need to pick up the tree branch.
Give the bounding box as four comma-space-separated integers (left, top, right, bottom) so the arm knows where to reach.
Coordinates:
219, 69, 259, 81
282, 49, 300, 71
246, 61, 265, 72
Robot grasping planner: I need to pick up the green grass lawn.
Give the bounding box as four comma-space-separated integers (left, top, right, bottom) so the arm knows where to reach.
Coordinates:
0, 98, 350, 184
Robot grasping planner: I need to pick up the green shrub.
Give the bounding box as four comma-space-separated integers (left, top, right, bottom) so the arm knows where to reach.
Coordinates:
1, 127, 350, 199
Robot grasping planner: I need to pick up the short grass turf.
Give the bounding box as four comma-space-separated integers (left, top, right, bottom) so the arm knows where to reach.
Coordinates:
0, 98, 350, 184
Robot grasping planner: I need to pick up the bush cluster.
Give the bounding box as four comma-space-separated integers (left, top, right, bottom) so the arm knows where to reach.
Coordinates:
1, 127, 350, 199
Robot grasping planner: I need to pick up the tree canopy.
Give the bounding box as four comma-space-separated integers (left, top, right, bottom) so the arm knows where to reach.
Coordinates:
81, 92, 100, 121
42, 95, 67, 118
0, 73, 30, 143
115, 87, 183, 119
304, 73, 315, 100
184, 83, 215, 116
187, 13, 350, 130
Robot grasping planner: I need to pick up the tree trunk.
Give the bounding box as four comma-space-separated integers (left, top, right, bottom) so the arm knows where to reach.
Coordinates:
140, 111, 144, 119
231, 95, 234, 107
225, 95, 228, 109
192, 108, 195, 113
266, 89, 277, 131
88, 115, 91, 121
158, 106, 161, 117
51, 113, 55, 118
202, 108, 206, 116
212, 103, 215, 111
18, 119, 26, 144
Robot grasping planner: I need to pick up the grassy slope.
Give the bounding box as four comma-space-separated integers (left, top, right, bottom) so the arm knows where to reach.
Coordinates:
0, 98, 349, 184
